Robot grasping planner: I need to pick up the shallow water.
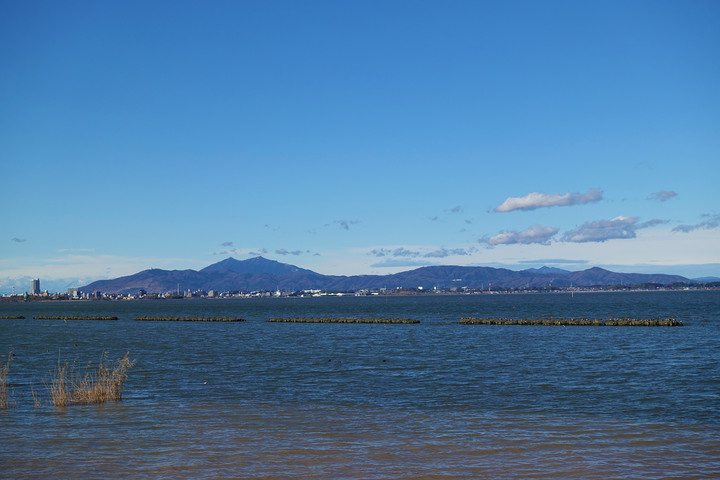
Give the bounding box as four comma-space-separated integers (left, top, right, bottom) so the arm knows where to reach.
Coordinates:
2, 291, 719, 478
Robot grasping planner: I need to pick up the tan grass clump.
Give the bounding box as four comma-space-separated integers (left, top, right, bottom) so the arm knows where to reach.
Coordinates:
50, 351, 135, 407
0, 348, 13, 409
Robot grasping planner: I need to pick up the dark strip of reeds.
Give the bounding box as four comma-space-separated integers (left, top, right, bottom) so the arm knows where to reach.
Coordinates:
0, 315, 25, 319
34, 315, 118, 320
134, 316, 245, 322
460, 317, 682, 327
268, 317, 420, 324
49, 352, 135, 407
0, 349, 13, 409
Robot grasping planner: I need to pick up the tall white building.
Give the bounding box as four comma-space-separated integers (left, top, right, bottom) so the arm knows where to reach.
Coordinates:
31, 278, 41, 295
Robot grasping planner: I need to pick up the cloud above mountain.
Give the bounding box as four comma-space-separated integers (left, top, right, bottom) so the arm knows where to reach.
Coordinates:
494, 188, 602, 212
561, 216, 640, 242
484, 225, 559, 245
370, 247, 475, 259
275, 249, 303, 256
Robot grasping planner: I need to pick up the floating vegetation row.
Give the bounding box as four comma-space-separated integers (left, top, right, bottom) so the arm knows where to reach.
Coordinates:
268, 317, 420, 324
460, 317, 683, 327
134, 316, 246, 322
0, 315, 25, 319
33, 315, 119, 321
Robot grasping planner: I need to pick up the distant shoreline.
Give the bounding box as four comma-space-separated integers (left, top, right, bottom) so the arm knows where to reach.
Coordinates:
1, 286, 718, 303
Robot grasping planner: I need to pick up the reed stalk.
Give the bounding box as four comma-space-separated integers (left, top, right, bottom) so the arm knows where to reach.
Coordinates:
31, 386, 41, 408
0, 349, 13, 409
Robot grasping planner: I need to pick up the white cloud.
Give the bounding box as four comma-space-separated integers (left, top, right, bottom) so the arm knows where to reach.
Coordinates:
561, 216, 639, 243
494, 188, 602, 212
485, 225, 559, 245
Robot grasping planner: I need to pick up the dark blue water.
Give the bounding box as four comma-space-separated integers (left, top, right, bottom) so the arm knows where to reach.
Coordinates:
1, 291, 719, 478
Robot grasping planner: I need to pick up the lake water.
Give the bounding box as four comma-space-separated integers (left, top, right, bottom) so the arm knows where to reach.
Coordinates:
1, 291, 719, 478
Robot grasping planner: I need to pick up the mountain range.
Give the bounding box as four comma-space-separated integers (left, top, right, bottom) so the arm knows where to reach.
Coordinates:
80, 257, 695, 295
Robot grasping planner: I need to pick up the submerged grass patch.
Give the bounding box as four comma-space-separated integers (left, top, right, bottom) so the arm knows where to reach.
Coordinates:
268, 317, 420, 324
0, 315, 25, 319
49, 351, 135, 407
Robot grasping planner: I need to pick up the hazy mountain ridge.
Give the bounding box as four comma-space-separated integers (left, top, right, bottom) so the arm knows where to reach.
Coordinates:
79, 257, 694, 295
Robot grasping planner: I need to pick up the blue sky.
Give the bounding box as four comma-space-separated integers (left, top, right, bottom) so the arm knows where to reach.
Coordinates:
1, 0, 719, 292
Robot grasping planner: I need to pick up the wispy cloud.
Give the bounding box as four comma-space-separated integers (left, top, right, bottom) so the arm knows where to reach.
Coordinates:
424, 247, 474, 258
371, 247, 420, 258
494, 188, 602, 213
221, 241, 234, 247
370, 247, 475, 259
212, 246, 269, 256
648, 190, 678, 202
328, 220, 360, 230
11, 237, 26, 243
561, 216, 641, 243
275, 249, 302, 256
517, 259, 589, 265
447, 206, 463, 214
672, 213, 720, 233
638, 219, 668, 229
370, 259, 433, 268
483, 225, 559, 245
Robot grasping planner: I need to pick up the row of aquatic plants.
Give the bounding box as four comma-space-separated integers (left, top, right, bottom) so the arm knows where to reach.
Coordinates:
268, 317, 420, 324
33, 315, 119, 320
460, 317, 683, 326
134, 316, 246, 322
0, 349, 134, 409
0, 315, 25, 319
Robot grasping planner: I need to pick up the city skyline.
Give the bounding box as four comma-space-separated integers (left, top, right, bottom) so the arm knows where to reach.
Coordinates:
2, 1, 719, 293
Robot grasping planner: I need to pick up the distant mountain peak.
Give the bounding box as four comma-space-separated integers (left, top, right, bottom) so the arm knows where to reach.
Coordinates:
79, 258, 693, 295
522, 266, 571, 275
200, 256, 315, 275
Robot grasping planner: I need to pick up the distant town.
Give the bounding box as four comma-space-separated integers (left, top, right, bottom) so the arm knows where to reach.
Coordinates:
2, 277, 718, 302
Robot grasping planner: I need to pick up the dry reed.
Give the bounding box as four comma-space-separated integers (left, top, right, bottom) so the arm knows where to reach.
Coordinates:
49, 351, 135, 407
0, 348, 13, 409
31, 387, 42, 408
